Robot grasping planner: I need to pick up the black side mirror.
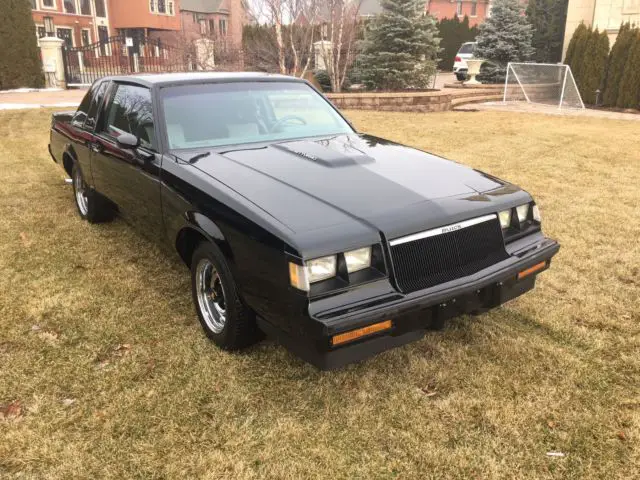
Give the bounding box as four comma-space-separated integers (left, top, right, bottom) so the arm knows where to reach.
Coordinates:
116, 132, 139, 149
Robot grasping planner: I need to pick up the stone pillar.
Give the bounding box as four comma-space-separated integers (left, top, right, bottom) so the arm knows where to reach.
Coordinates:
194, 38, 215, 71
39, 37, 66, 89
314, 40, 333, 72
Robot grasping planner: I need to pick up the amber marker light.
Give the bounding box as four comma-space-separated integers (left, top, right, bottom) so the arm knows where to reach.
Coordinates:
331, 320, 393, 346
517, 261, 547, 280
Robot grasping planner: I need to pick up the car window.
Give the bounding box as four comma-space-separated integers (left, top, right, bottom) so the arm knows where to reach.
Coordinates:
71, 83, 95, 127
101, 84, 155, 149
161, 82, 353, 150
458, 43, 475, 54
85, 80, 109, 131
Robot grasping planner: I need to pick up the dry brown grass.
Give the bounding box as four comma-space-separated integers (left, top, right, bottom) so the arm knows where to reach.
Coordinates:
0, 108, 638, 479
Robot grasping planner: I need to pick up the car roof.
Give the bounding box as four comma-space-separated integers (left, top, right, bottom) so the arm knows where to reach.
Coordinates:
103, 72, 305, 88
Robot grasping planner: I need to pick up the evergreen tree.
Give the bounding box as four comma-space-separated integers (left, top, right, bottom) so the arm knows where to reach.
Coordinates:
603, 23, 634, 106
437, 16, 479, 71
617, 30, 640, 109
579, 29, 609, 104
526, 0, 569, 63
474, 0, 534, 83
358, 0, 440, 90
564, 22, 587, 68
0, 0, 44, 89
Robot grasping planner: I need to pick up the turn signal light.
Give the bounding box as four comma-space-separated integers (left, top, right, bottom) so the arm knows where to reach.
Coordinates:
331, 320, 393, 346
517, 261, 546, 280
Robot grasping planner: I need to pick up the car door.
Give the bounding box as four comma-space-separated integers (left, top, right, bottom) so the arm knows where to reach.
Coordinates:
90, 82, 164, 238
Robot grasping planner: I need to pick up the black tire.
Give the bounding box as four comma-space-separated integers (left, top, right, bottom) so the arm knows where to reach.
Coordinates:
456, 72, 467, 82
190, 241, 261, 350
71, 162, 112, 223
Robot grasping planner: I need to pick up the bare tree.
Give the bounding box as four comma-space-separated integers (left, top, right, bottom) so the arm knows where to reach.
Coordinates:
319, 0, 363, 92
245, 0, 319, 77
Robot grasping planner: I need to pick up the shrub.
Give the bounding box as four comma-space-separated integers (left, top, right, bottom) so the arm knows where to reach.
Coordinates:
603, 23, 634, 107
313, 70, 332, 92
437, 16, 478, 71
0, 0, 44, 89
617, 30, 640, 109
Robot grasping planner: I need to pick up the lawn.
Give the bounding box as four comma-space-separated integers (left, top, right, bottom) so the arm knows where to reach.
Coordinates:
0, 108, 638, 479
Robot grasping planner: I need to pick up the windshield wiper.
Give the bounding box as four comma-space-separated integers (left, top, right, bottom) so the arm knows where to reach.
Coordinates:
188, 152, 211, 164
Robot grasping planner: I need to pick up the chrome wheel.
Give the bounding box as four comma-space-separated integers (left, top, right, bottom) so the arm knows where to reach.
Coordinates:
74, 167, 89, 216
195, 258, 227, 334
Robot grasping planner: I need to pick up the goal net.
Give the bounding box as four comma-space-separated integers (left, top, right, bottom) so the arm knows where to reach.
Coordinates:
503, 63, 585, 110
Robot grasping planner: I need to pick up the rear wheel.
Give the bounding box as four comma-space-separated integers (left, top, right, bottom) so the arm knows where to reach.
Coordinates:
456, 72, 467, 82
71, 162, 111, 223
191, 242, 261, 350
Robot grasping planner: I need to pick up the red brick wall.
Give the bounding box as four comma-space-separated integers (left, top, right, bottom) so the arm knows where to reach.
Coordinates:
427, 0, 491, 26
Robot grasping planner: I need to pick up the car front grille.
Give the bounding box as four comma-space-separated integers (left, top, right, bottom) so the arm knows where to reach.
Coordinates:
389, 215, 509, 294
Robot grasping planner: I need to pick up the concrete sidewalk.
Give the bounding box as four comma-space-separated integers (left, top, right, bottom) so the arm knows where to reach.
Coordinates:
0, 88, 85, 109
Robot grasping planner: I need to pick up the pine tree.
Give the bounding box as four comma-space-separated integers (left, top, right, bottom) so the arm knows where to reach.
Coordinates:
526, 0, 569, 63
603, 23, 634, 106
579, 29, 609, 104
437, 16, 479, 71
358, 0, 440, 90
474, 0, 535, 83
0, 0, 44, 89
617, 30, 640, 109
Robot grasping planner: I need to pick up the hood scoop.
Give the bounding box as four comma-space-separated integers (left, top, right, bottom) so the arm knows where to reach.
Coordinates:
273, 139, 375, 167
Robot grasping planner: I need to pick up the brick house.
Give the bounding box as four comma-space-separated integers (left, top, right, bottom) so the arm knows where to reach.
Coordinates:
107, 0, 181, 45
179, 0, 246, 49
30, 0, 111, 48
359, 0, 493, 26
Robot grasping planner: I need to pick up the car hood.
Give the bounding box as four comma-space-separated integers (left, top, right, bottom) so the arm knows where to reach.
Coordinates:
178, 134, 526, 254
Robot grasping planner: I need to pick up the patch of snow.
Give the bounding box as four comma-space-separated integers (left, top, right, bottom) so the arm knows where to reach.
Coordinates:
0, 88, 64, 94
0, 102, 79, 110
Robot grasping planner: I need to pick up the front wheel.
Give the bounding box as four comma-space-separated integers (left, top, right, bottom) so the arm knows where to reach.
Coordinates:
191, 242, 261, 350
455, 72, 467, 82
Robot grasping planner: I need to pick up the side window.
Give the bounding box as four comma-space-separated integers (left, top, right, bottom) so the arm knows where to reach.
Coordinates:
71, 84, 94, 127
101, 84, 155, 150
85, 80, 109, 130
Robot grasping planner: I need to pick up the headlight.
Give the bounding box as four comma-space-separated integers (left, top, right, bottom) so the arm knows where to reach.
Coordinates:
289, 255, 337, 291
516, 204, 529, 223
532, 204, 541, 222
345, 247, 371, 273
498, 209, 512, 229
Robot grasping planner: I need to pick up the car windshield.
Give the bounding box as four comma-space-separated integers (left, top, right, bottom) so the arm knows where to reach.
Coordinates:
161, 81, 353, 149
458, 43, 475, 54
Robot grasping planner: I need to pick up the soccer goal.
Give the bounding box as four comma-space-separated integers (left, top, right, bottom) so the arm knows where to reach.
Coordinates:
503, 63, 585, 110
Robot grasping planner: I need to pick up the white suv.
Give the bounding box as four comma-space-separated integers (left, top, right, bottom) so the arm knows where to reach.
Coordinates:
453, 42, 477, 81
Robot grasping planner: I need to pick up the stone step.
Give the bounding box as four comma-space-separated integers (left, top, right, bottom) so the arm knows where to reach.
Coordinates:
451, 94, 503, 107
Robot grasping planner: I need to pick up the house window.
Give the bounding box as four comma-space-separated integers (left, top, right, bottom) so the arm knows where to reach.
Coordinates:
158, 0, 166, 14
456, 1, 463, 16
98, 25, 108, 55
81, 29, 90, 45
168, 1, 173, 14
42, 0, 55, 8
150, 0, 155, 12
80, 0, 91, 15
56, 27, 73, 48
471, 0, 477, 16
209, 19, 215, 34
199, 19, 207, 35
44, 16, 55, 36
94, 0, 106, 17
30, 0, 37, 9
63, 0, 76, 14
37, 26, 47, 38
219, 18, 227, 35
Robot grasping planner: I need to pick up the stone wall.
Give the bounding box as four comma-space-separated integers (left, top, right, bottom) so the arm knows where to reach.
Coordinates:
326, 92, 452, 112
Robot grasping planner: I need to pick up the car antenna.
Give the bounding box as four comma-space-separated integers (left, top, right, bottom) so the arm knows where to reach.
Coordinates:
188, 151, 211, 164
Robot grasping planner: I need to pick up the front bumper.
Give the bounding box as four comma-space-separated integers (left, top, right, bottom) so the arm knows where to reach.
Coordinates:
258, 234, 560, 370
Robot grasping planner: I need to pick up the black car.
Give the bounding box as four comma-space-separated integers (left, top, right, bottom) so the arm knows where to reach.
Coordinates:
48, 72, 559, 369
